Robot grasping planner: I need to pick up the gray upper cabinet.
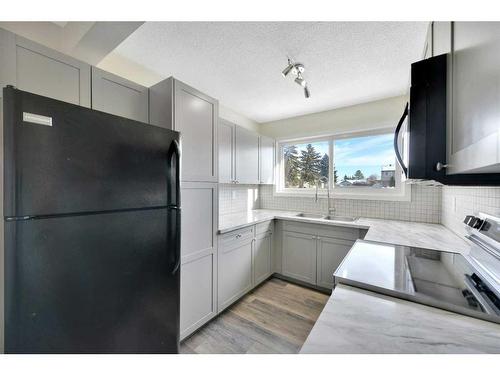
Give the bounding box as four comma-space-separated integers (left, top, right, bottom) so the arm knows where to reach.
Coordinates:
91, 67, 148, 122
447, 22, 500, 174
235, 126, 259, 184
422, 22, 433, 59
218, 119, 235, 183
259, 135, 275, 184
432, 22, 452, 56
150, 77, 218, 182
174, 80, 218, 182
0, 29, 91, 107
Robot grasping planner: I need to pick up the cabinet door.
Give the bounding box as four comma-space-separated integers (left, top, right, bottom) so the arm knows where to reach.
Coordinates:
235, 126, 259, 184
448, 22, 500, 174
0, 30, 90, 107
179, 182, 218, 339
282, 231, 317, 285
91, 67, 148, 122
259, 136, 275, 184
174, 80, 218, 182
218, 119, 235, 183
316, 237, 354, 289
432, 22, 452, 56
254, 231, 272, 286
423, 23, 433, 59
218, 240, 253, 311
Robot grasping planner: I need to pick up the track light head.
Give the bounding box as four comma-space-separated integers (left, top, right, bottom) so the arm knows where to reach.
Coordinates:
294, 74, 307, 87
304, 85, 310, 99
282, 59, 294, 77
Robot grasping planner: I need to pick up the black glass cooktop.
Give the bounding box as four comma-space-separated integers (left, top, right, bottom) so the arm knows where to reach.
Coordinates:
334, 240, 500, 324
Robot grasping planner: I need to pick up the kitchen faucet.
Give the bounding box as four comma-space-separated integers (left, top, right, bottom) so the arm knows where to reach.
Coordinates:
315, 176, 335, 216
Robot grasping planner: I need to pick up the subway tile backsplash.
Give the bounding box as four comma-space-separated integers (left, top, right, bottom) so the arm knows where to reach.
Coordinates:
219, 183, 500, 232
259, 184, 442, 223
219, 184, 260, 215
441, 186, 500, 237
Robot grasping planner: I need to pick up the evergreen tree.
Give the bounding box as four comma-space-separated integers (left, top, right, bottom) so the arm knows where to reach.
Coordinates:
284, 145, 300, 187
319, 154, 329, 179
354, 169, 365, 180
299, 144, 322, 187
343, 174, 348, 181
333, 169, 338, 184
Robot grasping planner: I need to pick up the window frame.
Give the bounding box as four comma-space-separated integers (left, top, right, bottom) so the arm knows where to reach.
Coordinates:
274, 128, 410, 201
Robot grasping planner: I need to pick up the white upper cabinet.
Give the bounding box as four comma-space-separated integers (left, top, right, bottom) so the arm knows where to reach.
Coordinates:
447, 22, 500, 174
259, 135, 275, 184
235, 126, 260, 184
91, 67, 148, 122
149, 77, 219, 182
0, 29, 90, 107
218, 119, 235, 183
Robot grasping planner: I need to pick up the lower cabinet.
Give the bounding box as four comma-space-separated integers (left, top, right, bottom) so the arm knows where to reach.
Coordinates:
179, 182, 218, 340
316, 237, 353, 289
217, 221, 273, 312
282, 231, 317, 284
254, 231, 272, 286
180, 253, 217, 338
281, 222, 360, 289
218, 233, 253, 311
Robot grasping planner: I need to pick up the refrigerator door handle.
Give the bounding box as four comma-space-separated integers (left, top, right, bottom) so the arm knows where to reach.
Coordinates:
394, 102, 408, 177
169, 206, 181, 275
167, 139, 181, 207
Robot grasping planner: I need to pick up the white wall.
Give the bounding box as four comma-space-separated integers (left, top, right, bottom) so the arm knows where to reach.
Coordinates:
259, 95, 407, 140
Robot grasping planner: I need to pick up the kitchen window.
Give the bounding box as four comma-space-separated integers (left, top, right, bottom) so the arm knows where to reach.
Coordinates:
276, 130, 409, 200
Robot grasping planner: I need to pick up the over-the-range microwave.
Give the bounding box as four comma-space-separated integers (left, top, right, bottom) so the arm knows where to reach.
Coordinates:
394, 53, 500, 186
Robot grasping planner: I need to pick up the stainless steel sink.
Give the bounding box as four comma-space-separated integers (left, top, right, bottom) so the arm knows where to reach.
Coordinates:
323, 215, 358, 222
295, 213, 325, 219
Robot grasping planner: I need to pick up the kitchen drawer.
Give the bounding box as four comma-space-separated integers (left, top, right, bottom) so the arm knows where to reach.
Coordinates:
282, 220, 359, 241
219, 226, 254, 249
256, 220, 274, 235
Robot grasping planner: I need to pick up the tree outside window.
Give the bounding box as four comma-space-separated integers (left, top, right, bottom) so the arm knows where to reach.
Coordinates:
280, 133, 397, 192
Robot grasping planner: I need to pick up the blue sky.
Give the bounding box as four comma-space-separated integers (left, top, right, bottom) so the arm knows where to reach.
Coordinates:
293, 133, 395, 179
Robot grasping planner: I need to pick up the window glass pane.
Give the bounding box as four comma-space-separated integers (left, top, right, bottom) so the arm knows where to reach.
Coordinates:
283, 141, 329, 188
334, 133, 396, 189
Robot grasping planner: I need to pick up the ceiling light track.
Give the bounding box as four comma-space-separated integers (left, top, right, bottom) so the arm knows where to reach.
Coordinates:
281, 57, 310, 99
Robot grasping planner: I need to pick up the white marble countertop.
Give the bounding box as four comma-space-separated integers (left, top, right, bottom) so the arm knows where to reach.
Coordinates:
300, 284, 500, 353
219, 209, 470, 254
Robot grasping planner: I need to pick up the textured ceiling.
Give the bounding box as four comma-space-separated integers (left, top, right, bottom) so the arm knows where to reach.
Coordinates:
112, 22, 428, 123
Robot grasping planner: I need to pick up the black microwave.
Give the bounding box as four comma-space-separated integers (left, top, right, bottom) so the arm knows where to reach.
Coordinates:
394, 54, 500, 186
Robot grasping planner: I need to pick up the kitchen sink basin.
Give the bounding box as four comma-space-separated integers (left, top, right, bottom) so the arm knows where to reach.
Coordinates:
323, 215, 358, 222
295, 213, 325, 219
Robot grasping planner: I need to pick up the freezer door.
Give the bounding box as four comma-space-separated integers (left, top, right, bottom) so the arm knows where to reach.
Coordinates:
3, 87, 180, 217
4, 208, 180, 353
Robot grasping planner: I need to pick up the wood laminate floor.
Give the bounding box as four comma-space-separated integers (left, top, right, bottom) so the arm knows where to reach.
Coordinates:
180, 278, 330, 354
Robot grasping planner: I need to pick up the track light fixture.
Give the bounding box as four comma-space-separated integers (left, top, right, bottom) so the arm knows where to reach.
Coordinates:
281, 57, 310, 98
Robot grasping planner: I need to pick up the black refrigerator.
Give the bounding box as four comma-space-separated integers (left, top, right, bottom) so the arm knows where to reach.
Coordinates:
3, 86, 181, 353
